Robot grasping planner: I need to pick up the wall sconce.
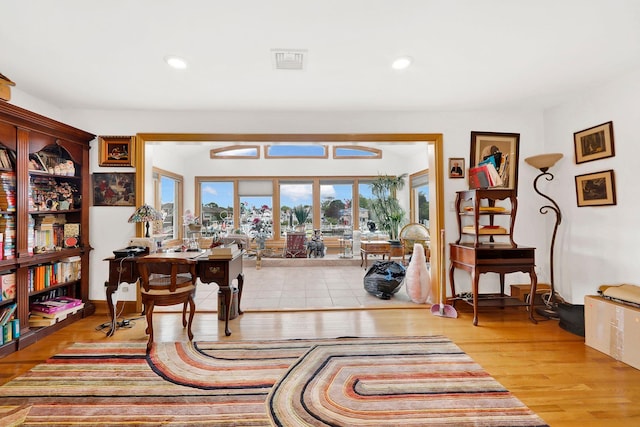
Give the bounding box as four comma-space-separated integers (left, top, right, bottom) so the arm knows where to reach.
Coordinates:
525, 153, 563, 319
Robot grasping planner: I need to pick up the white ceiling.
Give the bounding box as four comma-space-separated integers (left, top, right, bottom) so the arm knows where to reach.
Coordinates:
2, 0, 640, 113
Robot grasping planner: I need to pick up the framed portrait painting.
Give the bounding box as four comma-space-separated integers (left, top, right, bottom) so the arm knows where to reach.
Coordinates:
92, 172, 136, 206
575, 169, 616, 207
470, 131, 520, 194
98, 136, 135, 167
448, 158, 465, 179
574, 121, 614, 164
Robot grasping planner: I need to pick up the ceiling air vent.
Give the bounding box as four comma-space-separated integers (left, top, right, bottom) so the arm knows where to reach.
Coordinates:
272, 49, 307, 70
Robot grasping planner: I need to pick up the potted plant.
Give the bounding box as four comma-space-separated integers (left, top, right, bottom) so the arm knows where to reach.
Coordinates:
370, 173, 407, 242
292, 205, 310, 232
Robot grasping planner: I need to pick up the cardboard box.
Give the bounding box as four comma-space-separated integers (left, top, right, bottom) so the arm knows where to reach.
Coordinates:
585, 295, 640, 370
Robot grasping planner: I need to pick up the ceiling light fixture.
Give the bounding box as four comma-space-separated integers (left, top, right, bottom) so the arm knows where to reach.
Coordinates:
392, 56, 412, 70
164, 55, 188, 70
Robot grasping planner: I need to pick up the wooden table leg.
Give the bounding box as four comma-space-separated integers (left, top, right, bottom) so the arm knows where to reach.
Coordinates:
236, 273, 244, 315
220, 285, 232, 336
472, 268, 479, 326
528, 268, 538, 324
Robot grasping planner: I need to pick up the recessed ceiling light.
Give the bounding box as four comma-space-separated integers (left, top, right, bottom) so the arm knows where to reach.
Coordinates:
392, 56, 412, 70
164, 55, 188, 70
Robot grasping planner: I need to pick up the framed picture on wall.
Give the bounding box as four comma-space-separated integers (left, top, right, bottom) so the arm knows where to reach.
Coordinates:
92, 172, 136, 206
469, 131, 520, 194
575, 169, 616, 207
448, 158, 465, 178
573, 121, 614, 164
98, 136, 135, 167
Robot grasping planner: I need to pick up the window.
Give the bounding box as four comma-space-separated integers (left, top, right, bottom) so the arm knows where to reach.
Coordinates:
333, 145, 381, 159
279, 181, 313, 235
152, 167, 183, 243
199, 180, 235, 233
358, 180, 376, 232
320, 181, 353, 236
266, 145, 328, 158
210, 145, 260, 159
237, 180, 273, 237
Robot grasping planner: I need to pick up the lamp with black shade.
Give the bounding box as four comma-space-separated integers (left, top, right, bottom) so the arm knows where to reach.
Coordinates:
128, 204, 164, 238
524, 153, 563, 319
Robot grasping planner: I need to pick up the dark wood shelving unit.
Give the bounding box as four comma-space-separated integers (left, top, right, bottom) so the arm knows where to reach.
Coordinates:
0, 102, 94, 357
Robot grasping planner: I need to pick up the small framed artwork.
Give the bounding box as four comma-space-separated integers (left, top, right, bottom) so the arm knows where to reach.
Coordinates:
448, 158, 465, 178
574, 121, 614, 164
98, 136, 135, 167
575, 169, 616, 207
92, 172, 136, 206
470, 131, 520, 194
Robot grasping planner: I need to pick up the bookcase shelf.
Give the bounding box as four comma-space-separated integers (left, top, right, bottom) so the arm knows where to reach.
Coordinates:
0, 102, 94, 357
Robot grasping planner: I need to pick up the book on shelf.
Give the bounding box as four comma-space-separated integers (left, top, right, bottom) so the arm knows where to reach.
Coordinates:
208, 243, 241, 259
0, 302, 17, 326
462, 225, 508, 235
1, 272, 16, 301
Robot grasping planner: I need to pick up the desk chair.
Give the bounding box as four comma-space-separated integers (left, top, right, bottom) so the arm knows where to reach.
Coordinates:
137, 257, 197, 351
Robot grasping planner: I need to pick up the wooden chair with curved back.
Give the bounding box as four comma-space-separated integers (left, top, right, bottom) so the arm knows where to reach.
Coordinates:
137, 257, 197, 351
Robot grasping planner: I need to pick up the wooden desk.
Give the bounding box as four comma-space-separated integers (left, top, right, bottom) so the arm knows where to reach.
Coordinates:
449, 243, 537, 326
360, 241, 391, 268
104, 250, 244, 337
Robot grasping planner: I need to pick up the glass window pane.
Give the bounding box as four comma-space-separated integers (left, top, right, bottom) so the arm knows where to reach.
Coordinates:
320, 181, 353, 236
415, 184, 430, 227
280, 182, 313, 235
200, 181, 235, 233
358, 181, 376, 233
267, 145, 326, 157
160, 176, 177, 240
240, 196, 273, 238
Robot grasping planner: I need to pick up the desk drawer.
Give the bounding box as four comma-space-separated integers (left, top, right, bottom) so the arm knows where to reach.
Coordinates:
198, 262, 227, 283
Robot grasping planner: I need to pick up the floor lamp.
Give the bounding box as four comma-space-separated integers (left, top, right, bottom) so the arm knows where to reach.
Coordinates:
524, 153, 563, 319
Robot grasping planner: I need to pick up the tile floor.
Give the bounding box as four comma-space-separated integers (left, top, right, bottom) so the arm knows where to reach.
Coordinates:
190, 254, 423, 312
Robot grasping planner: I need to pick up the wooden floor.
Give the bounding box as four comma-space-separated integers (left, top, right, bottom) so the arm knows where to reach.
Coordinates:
1, 304, 639, 426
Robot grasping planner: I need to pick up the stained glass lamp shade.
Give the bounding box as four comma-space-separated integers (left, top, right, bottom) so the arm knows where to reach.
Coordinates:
128, 204, 164, 237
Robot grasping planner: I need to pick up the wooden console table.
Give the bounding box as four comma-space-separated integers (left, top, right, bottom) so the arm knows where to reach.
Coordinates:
449, 243, 538, 326
360, 241, 391, 268
104, 250, 244, 337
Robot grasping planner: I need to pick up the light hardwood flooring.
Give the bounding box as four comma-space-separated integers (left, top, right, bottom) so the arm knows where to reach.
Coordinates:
1, 265, 639, 426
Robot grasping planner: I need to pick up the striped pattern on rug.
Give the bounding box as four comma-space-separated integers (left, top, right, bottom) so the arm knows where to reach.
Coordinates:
0, 337, 547, 426
267, 337, 548, 426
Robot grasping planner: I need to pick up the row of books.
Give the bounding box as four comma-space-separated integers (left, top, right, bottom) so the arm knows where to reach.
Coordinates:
27, 256, 82, 293
469, 162, 503, 190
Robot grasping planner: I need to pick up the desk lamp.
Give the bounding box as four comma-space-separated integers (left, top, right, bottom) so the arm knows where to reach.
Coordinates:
524, 153, 563, 319
128, 204, 164, 237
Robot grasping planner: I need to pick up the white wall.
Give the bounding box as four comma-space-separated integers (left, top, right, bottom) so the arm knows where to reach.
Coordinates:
66, 109, 545, 301
16, 88, 606, 304
543, 68, 640, 304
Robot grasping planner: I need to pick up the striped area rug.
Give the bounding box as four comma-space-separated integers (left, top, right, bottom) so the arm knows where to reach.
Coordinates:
0, 336, 548, 426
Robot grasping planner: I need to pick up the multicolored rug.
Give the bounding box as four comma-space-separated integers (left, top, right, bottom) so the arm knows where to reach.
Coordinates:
0, 336, 548, 426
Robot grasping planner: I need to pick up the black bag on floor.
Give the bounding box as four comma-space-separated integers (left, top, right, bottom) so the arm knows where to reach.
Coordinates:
363, 260, 406, 300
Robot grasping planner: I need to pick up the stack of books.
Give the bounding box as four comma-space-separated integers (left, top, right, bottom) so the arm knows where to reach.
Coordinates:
0, 147, 15, 170
208, 243, 242, 260
0, 214, 15, 259
0, 171, 16, 212
30, 296, 84, 323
